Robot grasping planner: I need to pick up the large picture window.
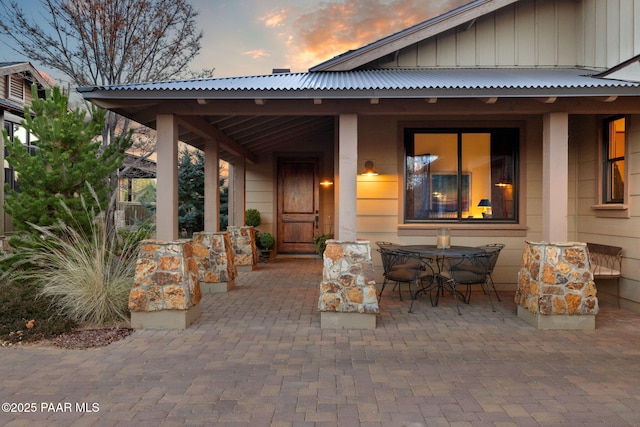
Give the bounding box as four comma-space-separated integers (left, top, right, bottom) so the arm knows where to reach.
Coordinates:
602, 116, 625, 204
404, 128, 518, 222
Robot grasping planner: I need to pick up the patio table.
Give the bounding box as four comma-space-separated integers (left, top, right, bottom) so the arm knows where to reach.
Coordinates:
397, 245, 487, 312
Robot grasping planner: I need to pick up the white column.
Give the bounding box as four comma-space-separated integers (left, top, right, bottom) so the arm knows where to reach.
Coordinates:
542, 112, 569, 242
336, 114, 358, 241
156, 114, 179, 240
204, 139, 220, 231
228, 157, 246, 226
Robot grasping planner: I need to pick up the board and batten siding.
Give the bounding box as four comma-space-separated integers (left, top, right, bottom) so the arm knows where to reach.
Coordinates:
382, 0, 640, 70
574, 114, 640, 309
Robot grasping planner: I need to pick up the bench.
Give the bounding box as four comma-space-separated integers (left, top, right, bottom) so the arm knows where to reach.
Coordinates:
586, 242, 623, 307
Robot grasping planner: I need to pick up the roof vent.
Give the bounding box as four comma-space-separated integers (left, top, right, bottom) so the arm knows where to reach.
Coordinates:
272, 68, 290, 74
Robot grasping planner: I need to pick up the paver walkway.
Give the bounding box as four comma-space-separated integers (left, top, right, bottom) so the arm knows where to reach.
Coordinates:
1, 257, 640, 426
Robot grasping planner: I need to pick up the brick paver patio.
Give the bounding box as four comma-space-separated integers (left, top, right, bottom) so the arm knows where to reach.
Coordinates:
1, 257, 639, 426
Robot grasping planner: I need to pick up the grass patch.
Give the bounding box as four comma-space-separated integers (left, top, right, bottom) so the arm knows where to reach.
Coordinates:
2, 187, 145, 329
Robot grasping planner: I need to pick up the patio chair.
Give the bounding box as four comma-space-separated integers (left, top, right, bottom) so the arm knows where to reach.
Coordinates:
376, 241, 421, 269
439, 252, 495, 315
476, 243, 505, 302
377, 248, 433, 302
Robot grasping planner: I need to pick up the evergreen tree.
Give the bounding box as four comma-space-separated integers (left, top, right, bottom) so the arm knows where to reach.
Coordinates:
219, 177, 228, 231
142, 153, 228, 234
2, 86, 131, 236
177, 148, 205, 236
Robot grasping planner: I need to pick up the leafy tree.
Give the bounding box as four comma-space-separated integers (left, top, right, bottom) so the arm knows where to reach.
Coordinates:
2, 86, 131, 236
0, 0, 209, 167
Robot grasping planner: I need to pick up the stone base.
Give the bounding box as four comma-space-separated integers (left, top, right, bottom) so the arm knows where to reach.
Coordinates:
236, 265, 255, 272
517, 306, 595, 330
320, 312, 376, 330
201, 280, 235, 293
130, 305, 201, 329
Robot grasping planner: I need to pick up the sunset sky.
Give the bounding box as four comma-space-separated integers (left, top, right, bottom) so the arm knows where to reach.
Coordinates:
1, 0, 468, 82
194, 0, 468, 77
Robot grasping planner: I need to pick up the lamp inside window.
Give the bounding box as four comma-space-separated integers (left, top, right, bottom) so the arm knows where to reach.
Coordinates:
478, 198, 492, 218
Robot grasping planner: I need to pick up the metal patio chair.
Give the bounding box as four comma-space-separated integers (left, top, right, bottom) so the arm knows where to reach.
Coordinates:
476, 243, 505, 302
439, 252, 495, 315
377, 247, 433, 302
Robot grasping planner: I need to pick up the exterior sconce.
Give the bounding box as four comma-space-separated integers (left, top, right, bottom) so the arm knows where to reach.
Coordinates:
320, 178, 334, 187
360, 160, 378, 176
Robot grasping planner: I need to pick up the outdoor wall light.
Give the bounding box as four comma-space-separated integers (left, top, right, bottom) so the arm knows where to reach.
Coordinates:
320, 178, 334, 187
360, 160, 379, 176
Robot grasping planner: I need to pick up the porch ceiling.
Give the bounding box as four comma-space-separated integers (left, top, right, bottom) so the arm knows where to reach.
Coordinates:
78, 67, 640, 163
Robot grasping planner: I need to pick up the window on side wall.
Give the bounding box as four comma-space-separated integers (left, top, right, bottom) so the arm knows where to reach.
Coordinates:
602, 116, 625, 204
404, 128, 518, 223
4, 119, 38, 193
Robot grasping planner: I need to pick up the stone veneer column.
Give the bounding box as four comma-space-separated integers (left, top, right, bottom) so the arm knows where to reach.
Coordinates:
227, 226, 258, 272
318, 240, 379, 329
129, 239, 202, 329
192, 232, 237, 293
515, 241, 598, 330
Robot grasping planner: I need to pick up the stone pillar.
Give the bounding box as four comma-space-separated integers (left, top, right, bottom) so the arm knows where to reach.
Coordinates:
227, 226, 258, 272
129, 239, 201, 329
515, 241, 598, 330
318, 240, 378, 329
192, 232, 237, 293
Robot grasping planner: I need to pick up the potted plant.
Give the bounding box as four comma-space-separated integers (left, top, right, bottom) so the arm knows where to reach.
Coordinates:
257, 232, 275, 261
245, 208, 261, 227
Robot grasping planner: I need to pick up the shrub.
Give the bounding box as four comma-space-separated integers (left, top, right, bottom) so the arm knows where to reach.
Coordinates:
0, 280, 76, 344
258, 232, 275, 250
245, 208, 261, 227
2, 186, 139, 326
313, 234, 334, 255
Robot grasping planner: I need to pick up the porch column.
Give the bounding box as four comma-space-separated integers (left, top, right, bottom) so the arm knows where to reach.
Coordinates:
542, 112, 569, 242
0, 114, 5, 235
228, 157, 246, 226
156, 114, 179, 240
204, 139, 220, 231
336, 114, 358, 241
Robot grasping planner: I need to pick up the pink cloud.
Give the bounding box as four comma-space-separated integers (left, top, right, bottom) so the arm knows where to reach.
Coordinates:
269, 0, 468, 71
244, 49, 270, 60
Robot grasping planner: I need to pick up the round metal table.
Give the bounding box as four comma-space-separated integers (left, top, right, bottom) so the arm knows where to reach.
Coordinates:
397, 245, 487, 312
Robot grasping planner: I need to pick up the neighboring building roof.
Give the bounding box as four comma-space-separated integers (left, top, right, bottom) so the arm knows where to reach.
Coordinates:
78, 68, 640, 99
310, 0, 521, 71
0, 61, 52, 89
0, 97, 26, 115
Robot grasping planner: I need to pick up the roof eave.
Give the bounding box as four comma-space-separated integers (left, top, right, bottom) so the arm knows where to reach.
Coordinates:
79, 86, 640, 103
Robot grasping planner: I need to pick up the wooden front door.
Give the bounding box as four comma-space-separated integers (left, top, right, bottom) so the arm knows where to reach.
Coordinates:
277, 158, 319, 253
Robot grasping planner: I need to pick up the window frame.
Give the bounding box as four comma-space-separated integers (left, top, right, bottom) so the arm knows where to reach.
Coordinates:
402, 126, 520, 225
601, 115, 626, 205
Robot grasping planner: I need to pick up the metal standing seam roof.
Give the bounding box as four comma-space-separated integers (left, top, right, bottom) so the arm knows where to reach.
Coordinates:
78, 68, 640, 95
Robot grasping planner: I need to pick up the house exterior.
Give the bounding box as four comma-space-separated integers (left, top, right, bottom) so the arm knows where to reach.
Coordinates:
0, 62, 51, 238
79, 0, 640, 312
